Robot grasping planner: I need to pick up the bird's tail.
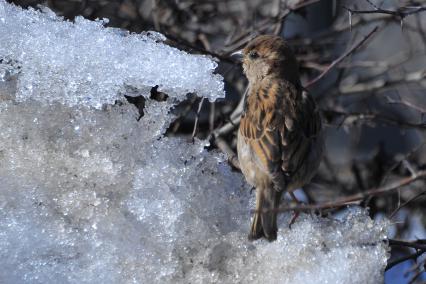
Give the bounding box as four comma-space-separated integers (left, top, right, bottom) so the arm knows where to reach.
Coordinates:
249, 187, 282, 241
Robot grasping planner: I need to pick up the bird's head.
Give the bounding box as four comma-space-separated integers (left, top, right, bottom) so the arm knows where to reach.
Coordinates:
234, 35, 300, 86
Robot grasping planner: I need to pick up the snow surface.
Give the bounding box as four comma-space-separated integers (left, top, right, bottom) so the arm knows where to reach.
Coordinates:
0, 1, 223, 108
0, 1, 389, 283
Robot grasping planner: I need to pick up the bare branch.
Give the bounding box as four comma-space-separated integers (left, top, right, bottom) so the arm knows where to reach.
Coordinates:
389, 239, 426, 251
266, 170, 426, 213
211, 86, 248, 138
343, 3, 426, 21
214, 136, 240, 169
191, 98, 205, 141
390, 190, 426, 218
336, 70, 426, 96
386, 250, 424, 270
386, 95, 426, 114
322, 109, 426, 130
305, 26, 379, 88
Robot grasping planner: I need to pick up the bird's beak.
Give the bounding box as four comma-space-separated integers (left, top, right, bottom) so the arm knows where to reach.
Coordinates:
231, 50, 243, 62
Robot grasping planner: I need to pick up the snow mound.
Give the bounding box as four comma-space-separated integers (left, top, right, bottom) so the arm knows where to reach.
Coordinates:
0, 1, 389, 283
0, 100, 389, 284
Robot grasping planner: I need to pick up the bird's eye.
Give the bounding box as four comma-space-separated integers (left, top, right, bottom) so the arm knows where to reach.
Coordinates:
249, 51, 259, 59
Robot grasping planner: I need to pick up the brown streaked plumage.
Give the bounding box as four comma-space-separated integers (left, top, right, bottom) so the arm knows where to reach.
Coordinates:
237, 35, 324, 241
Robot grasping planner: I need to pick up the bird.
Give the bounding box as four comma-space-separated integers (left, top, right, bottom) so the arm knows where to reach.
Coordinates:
236, 35, 324, 241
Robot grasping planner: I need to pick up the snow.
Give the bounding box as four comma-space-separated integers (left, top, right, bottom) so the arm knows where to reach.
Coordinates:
0, 1, 224, 108
0, 1, 389, 283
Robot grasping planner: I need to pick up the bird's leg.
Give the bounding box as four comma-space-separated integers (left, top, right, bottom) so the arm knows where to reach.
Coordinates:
289, 191, 300, 229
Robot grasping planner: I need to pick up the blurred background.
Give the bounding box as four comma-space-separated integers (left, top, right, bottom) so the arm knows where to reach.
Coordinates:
7, 0, 426, 282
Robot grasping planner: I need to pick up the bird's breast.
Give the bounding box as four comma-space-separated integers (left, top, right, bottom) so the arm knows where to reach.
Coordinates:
237, 130, 271, 188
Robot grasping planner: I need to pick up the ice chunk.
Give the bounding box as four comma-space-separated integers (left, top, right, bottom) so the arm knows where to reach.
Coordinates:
0, 99, 389, 283
0, 1, 224, 108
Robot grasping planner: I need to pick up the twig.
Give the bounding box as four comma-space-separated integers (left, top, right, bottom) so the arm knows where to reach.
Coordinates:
390, 190, 426, 218
213, 115, 241, 138
386, 250, 425, 270
415, 13, 426, 48
402, 159, 417, 177
191, 97, 205, 141
214, 136, 240, 169
266, 170, 426, 213
322, 109, 426, 130
209, 102, 215, 132
305, 26, 379, 88
335, 70, 426, 96
198, 35, 217, 134
211, 86, 248, 138
165, 33, 237, 64
380, 141, 426, 186
386, 95, 426, 114
409, 268, 425, 284
170, 95, 198, 133
389, 239, 426, 251
343, 3, 426, 23
223, 0, 320, 53
386, 239, 426, 272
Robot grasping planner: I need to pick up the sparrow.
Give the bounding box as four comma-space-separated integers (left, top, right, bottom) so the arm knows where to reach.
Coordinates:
236, 35, 324, 241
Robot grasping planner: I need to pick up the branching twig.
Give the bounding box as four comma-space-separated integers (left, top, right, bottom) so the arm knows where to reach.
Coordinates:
386, 95, 426, 114
335, 70, 426, 96
323, 109, 426, 130
211, 86, 248, 138
265, 170, 426, 213
223, 0, 320, 53
343, 2, 426, 29
305, 26, 379, 88
386, 249, 425, 271
390, 190, 426, 218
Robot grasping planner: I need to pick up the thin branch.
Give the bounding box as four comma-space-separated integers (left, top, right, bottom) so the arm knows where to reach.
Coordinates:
415, 13, 426, 48
335, 70, 426, 96
170, 95, 198, 133
386, 250, 424, 270
343, 3, 426, 20
214, 136, 240, 169
223, 0, 320, 54
209, 102, 215, 132
386, 95, 426, 114
165, 33, 237, 64
390, 190, 426, 218
409, 268, 425, 284
386, 239, 426, 271
211, 86, 248, 138
191, 97, 205, 141
389, 239, 426, 251
305, 26, 379, 88
380, 141, 426, 187
322, 109, 426, 130
266, 170, 426, 213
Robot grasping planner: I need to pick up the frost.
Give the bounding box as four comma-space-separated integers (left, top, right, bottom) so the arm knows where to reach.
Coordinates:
0, 1, 389, 284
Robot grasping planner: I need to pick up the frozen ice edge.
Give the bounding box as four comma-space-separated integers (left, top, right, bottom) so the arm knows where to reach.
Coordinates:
0, 0, 224, 108
0, 1, 389, 283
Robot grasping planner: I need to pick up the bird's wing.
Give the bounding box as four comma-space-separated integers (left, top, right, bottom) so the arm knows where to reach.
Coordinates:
280, 89, 322, 180
240, 107, 282, 175
239, 83, 321, 191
